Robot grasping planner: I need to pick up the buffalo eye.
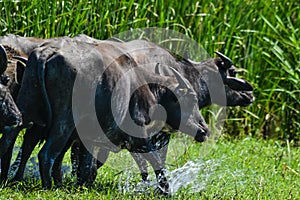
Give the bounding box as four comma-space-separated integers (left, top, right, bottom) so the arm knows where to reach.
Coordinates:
228, 67, 237, 77
0, 74, 10, 86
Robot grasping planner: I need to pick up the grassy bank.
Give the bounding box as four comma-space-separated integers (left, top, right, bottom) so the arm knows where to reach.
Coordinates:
0, 137, 299, 199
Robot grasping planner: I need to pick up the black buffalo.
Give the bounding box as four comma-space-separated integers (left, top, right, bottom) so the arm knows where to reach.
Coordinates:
11, 38, 208, 193
70, 38, 254, 185
0, 35, 46, 182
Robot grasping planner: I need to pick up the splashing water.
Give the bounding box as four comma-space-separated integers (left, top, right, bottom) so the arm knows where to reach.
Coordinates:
4, 146, 225, 196
118, 159, 221, 195
5, 146, 71, 180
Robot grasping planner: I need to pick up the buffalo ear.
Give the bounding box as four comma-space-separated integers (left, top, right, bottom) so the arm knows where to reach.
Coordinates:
15, 61, 26, 84
0, 44, 8, 75
226, 77, 253, 91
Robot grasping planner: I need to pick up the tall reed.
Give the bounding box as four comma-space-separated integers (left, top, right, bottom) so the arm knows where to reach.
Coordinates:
0, 0, 299, 140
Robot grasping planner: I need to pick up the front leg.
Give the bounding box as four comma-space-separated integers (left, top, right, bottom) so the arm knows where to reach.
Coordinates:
131, 152, 149, 182
142, 151, 169, 195
131, 131, 170, 183
0, 137, 16, 183
11, 124, 44, 182
0, 126, 23, 158
0, 126, 24, 183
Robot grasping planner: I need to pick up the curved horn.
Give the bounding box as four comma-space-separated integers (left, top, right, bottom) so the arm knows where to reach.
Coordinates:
154, 63, 161, 74
226, 77, 253, 91
12, 56, 28, 65
0, 44, 8, 75
215, 51, 233, 68
169, 67, 191, 89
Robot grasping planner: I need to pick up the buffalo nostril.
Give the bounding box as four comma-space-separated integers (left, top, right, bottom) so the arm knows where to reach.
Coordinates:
17, 119, 23, 126
194, 129, 209, 142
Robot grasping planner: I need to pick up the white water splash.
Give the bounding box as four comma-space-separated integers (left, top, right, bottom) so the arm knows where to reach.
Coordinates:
118, 158, 221, 195
3, 147, 223, 196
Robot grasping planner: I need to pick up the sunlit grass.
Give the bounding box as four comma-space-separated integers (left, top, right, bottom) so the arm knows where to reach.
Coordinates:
1, 137, 300, 199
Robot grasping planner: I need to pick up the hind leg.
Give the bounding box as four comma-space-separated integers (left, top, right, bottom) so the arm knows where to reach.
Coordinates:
76, 141, 94, 186
38, 118, 74, 189
52, 133, 77, 187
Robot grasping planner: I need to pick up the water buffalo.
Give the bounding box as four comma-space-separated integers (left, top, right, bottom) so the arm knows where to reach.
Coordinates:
0, 35, 85, 183
0, 36, 45, 182
127, 41, 254, 184
70, 38, 254, 185
0, 44, 24, 130
0, 35, 125, 184
11, 38, 208, 193
1, 35, 254, 195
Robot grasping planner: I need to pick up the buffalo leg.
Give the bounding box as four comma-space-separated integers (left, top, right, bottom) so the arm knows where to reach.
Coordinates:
90, 148, 109, 183
0, 126, 23, 158
0, 137, 17, 182
142, 151, 169, 195
76, 141, 94, 186
71, 143, 109, 184
38, 119, 74, 189
52, 132, 77, 187
11, 125, 43, 182
0, 126, 24, 182
130, 132, 170, 183
70, 140, 80, 176
131, 153, 149, 182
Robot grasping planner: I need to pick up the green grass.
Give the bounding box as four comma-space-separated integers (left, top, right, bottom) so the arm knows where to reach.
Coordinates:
0, 137, 299, 199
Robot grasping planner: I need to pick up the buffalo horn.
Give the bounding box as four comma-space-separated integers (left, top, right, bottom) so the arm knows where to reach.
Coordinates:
0, 44, 8, 75
226, 77, 253, 91
154, 63, 161, 74
169, 67, 191, 90
215, 51, 233, 68
12, 56, 28, 65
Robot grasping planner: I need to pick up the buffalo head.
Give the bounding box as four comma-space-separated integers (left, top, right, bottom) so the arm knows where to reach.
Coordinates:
152, 64, 209, 142
0, 83, 22, 127
193, 52, 254, 107
215, 52, 254, 106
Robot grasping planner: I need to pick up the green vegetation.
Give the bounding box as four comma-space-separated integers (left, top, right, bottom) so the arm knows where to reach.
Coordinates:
0, 0, 299, 199
0, 137, 299, 199
1, 0, 299, 140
